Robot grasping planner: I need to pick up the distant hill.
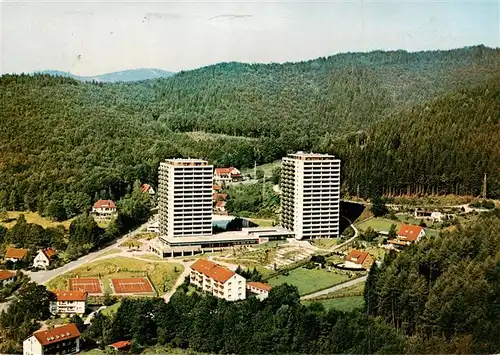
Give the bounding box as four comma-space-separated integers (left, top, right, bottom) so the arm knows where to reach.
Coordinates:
36, 68, 174, 82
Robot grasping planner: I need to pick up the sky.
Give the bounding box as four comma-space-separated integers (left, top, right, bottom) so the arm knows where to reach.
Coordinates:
1, 0, 499, 75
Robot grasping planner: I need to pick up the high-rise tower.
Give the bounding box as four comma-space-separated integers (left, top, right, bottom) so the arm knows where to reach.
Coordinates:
158, 159, 213, 241
281, 152, 341, 239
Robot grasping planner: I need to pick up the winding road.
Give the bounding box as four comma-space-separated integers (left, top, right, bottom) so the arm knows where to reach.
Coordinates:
27, 223, 148, 285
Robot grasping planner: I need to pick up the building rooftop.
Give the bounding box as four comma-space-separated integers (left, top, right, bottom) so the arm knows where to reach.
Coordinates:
162, 158, 209, 166
191, 259, 236, 283
0, 270, 15, 281
247, 281, 273, 292
4, 247, 28, 259
52, 290, 87, 302
286, 151, 338, 160
398, 224, 424, 241
33, 323, 80, 346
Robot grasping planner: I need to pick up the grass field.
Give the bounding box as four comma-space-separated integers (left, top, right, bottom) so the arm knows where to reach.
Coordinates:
311, 238, 339, 249
98, 250, 122, 258
356, 217, 401, 232
318, 281, 365, 299
0, 211, 73, 229
46, 257, 183, 295
249, 218, 276, 227
253, 240, 287, 249
268, 268, 350, 295
305, 296, 364, 312
241, 160, 281, 178
101, 302, 121, 316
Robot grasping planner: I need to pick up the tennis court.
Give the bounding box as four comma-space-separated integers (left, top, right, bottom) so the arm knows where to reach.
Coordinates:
111, 277, 155, 295
69, 277, 103, 295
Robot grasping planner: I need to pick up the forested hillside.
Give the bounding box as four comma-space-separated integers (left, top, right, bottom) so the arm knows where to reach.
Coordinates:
1, 46, 499, 219
365, 210, 500, 353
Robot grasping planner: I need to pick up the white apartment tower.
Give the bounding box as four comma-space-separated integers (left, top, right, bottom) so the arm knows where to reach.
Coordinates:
158, 159, 213, 241
281, 152, 341, 239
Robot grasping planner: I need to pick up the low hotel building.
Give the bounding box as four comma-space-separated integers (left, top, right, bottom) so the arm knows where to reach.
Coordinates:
190, 259, 246, 301
49, 291, 87, 315
23, 323, 81, 355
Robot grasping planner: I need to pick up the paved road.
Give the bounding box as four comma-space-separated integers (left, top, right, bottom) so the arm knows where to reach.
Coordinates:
27, 223, 148, 285
301, 275, 367, 300
163, 260, 193, 303
331, 217, 359, 251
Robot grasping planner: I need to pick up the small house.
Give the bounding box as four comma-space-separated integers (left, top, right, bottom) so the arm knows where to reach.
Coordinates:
387, 224, 425, 247
345, 250, 374, 270
33, 248, 57, 269
0, 270, 16, 287
247, 281, 272, 300
92, 199, 117, 220
214, 167, 242, 184
141, 183, 156, 196
4, 247, 28, 263
108, 340, 132, 351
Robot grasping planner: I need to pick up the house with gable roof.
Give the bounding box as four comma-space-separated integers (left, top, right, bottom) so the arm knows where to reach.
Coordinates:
387, 224, 425, 248
345, 250, 375, 270
190, 259, 246, 301
91, 199, 117, 220
49, 291, 88, 315
4, 247, 28, 263
214, 167, 242, 184
33, 248, 57, 269
23, 323, 81, 355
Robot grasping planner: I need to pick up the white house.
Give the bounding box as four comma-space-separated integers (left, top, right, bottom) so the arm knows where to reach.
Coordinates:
344, 250, 375, 270
0, 270, 16, 287
4, 247, 28, 263
190, 259, 246, 301
49, 291, 87, 315
214, 167, 242, 184
247, 281, 272, 300
92, 199, 117, 220
33, 248, 57, 269
23, 323, 81, 355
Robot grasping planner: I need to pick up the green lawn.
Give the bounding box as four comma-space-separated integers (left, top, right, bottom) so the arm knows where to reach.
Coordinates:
241, 160, 281, 178
319, 281, 365, 298
311, 238, 339, 249
249, 218, 276, 227
356, 217, 401, 232
304, 296, 364, 312
101, 302, 121, 316
268, 268, 350, 295
46, 257, 184, 295
0, 211, 73, 230
253, 240, 287, 249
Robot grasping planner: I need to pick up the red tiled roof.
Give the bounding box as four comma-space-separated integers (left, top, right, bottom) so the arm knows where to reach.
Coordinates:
33, 323, 80, 346
0, 270, 15, 281
5, 248, 28, 259
247, 281, 272, 292
191, 259, 236, 283
215, 167, 237, 175
141, 184, 151, 193
212, 193, 228, 201
42, 248, 57, 260
93, 199, 116, 209
216, 201, 226, 208
52, 290, 87, 302
398, 224, 424, 241
109, 340, 131, 350
346, 250, 369, 265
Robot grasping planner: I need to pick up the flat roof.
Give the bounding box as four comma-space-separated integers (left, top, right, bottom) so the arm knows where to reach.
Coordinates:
161, 158, 210, 167
285, 151, 339, 161
160, 231, 259, 246
243, 227, 295, 237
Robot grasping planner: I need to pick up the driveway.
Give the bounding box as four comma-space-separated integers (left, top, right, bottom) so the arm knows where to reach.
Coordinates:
301, 275, 367, 300
27, 223, 148, 285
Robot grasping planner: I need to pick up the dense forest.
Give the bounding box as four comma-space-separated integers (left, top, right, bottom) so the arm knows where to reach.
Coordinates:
1, 46, 499, 219
79, 211, 500, 354
365, 210, 500, 353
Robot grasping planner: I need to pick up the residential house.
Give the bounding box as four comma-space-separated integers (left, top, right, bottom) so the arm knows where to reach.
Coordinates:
0, 270, 16, 287
33, 248, 57, 269
108, 340, 132, 351
23, 323, 81, 355
141, 183, 156, 196
49, 291, 87, 315
92, 199, 117, 220
190, 259, 246, 301
215, 201, 227, 214
4, 247, 28, 263
387, 224, 425, 247
345, 250, 375, 270
212, 184, 222, 193
247, 281, 272, 300
214, 167, 242, 184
